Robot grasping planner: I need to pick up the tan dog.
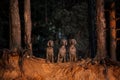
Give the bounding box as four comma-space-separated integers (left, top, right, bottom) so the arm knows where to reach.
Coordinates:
68, 39, 77, 62
46, 40, 54, 63
57, 39, 67, 63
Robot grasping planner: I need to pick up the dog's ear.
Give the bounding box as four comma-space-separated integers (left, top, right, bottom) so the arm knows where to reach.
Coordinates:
50, 40, 54, 47
73, 39, 77, 45
65, 40, 67, 46
47, 41, 50, 46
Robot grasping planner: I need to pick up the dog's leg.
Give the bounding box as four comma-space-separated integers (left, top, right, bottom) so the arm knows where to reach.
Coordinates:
75, 54, 77, 62
69, 54, 71, 62
46, 52, 48, 62
57, 54, 60, 63
64, 55, 66, 62
52, 55, 54, 63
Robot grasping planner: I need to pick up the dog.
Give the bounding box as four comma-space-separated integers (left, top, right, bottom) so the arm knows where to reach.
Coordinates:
46, 40, 54, 63
57, 39, 67, 63
68, 39, 77, 62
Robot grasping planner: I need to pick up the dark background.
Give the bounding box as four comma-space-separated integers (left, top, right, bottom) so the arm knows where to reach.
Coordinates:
0, 0, 120, 60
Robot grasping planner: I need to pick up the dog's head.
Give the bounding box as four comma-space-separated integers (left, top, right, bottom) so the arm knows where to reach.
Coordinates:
60, 39, 67, 46
69, 39, 77, 45
47, 40, 54, 47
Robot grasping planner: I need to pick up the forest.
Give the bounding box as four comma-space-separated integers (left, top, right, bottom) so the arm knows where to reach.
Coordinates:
0, 0, 120, 80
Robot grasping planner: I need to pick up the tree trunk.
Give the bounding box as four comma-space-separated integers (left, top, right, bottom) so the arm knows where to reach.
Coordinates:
110, 1, 116, 61
9, 0, 21, 49
24, 0, 32, 52
95, 0, 107, 60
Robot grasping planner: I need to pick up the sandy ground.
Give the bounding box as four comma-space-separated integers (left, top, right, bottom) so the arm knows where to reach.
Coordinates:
0, 55, 120, 80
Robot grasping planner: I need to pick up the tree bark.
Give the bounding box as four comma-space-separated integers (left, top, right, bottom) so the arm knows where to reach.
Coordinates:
110, 1, 116, 61
24, 0, 32, 52
95, 0, 107, 60
9, 0, 21, 49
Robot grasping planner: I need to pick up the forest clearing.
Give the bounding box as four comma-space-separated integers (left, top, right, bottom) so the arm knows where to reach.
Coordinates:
0, 0, 120, 80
